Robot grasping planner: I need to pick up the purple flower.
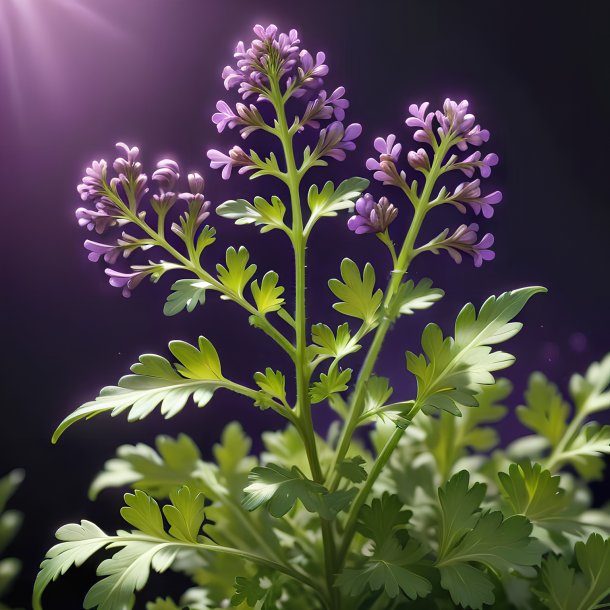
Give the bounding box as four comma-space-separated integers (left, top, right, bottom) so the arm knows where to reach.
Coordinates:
75, 197, 124, 234
434, 223, 495, 267
221, 24, 302, 99
450, 179, 502, 218
452, 151, 499, 178
113, 143, 142, 181
207, 146, 254, 180
105, 267, 151, 298
366, 135, 406, 187
77, 160, 108, 202
187, 172, 205, 194
405, 103, 435, 145
407, 148, 430, 171
84, 233, 150, 265
212, 100, 241, 133
316, 121, 362, 162
300, 87, 349, 129
152, 159, 180, 192
347, 193, 398, 234
435, 99, 490, 151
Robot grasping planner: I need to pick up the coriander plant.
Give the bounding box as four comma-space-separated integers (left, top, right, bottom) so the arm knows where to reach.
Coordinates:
34, 23, 610, 610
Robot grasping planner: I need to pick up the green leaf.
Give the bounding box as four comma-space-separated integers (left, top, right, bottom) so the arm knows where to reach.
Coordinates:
164, 279, 212, 317
145, 598, 181, 610
328, 259, 383, 325
537, 533, 610, 610
231, 571, 284, 609
89, 434, 203, 500
310, 368, 352, 404
307, 177, 369, 220
559, 423, 610, 480
356, 493, 413, 546
498, 462, 569, 522
407, 286, 546, 416
362, 376, 394, 416
242, 463, 354, 519
216, 195, 287, 233
308, 322, 361, 360
216, 246, 257, 298
420, 379, 510, 479
33, 488, 207, 610
516, 372, 569, 447
570, 353, 610, 415
254, 368, 287, 405
388, 278, 444, 319
436, 471, 541, 609
53, 337, 225, 442
337, 456, 367, 484
162, 486, 206, 543
337, 537, 431, 600
250, 271, 285, 314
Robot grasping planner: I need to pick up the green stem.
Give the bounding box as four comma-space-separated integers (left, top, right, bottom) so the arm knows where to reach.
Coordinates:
326, 137, 451, 492
545, 408, 589, 472
336, 425, 405, 566
104, 189, 296, 361
270, 77, 338, 608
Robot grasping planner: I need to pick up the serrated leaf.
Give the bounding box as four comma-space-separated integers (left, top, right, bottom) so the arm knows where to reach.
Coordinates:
356, 493, 412, 546
53, 337, 225, 442
516, 372, 569, 447
388, 278, 444, 319
337, 536, 431, 600
89, 434, 203, 500
164, 279, 212, 317
537, 533, 610, 610
231, 570, 284, 609
337, 456, 367, 484
498, 462, 570, 522
436, 471, 541, 609
362, 376, 394, 415
570, 353, 610, 415
216, 246, 257, 298
328, 259, 383, 324
310, 368, 352, 404
242, 463, 353, 519
308, 322, 361, 360
250, 271, 285, 314
407, 287, 545, 417
307, 177, 369, 219
34, 487, 208, 610
253, 368, 287, 405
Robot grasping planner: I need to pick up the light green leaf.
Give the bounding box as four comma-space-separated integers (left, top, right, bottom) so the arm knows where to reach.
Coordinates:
362, 376, 394, 416
162, 486, 206, 543
516, 372, 569, 447
231, 570, 284, 609
307, 177, 369, 219
145, 598, 181, 610
559, 423, 610, 480
570, 353, 610, 415
242, 463, 353, 519
164, 279, 212, 317
308, 322, 361, 360
53, 337, 225, 442
388, 278, 444, 319
34, 488, 207, 610
216, 246, 257, 298
216, 195, 287, 234
310, 368, 352, 404
254, 368, 287, 405
328, 259, 383, 325
89, 434, 203, 500
407, 287, 546, 416
250, 271, 285, 314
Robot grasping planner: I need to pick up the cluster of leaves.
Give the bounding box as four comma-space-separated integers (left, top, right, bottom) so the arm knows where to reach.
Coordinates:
0, 471, 24, 610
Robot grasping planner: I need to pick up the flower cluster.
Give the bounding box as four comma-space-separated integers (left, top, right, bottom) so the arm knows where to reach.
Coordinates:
76, 143, 210, 297
207, 24, 360, 179
353, 98, 501, 268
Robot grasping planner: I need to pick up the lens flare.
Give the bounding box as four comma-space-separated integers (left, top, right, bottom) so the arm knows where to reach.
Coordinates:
0, 0, 124, 127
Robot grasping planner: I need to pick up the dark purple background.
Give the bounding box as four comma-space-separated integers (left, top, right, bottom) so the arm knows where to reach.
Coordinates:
2, 0, 610, 606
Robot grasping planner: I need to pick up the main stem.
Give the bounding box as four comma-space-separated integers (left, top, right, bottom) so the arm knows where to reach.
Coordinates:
271, 80, 338, 609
